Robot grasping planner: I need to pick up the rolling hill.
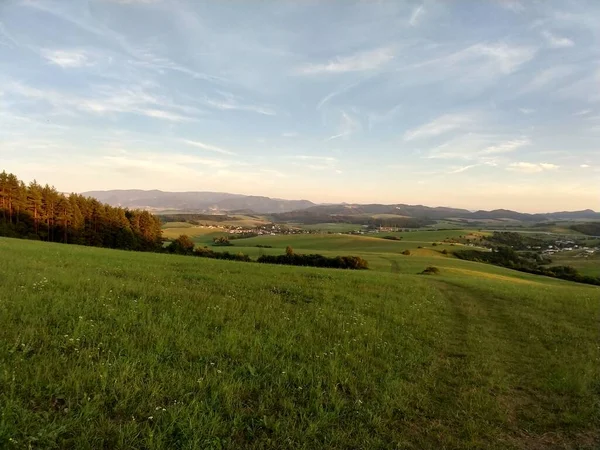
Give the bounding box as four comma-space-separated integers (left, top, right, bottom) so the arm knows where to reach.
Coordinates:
0, 236, 598, 449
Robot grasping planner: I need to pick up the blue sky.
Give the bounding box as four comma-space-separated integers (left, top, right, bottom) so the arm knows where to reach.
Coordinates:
1, 0, 598, 212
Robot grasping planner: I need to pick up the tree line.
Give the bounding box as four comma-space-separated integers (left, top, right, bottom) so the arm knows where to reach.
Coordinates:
166, 235, 369, 270
0, 171, 163, 251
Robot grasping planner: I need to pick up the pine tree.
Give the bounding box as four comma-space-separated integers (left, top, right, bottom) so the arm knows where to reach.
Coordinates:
27, 181, 43, 234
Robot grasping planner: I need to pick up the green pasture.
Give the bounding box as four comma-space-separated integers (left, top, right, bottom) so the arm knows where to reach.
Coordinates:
0, 237, 598, 448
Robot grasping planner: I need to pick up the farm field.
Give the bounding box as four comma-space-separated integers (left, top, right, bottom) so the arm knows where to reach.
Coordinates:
161, 225, 227, 245
548, 252, 600, 277
0, 237, 599, 449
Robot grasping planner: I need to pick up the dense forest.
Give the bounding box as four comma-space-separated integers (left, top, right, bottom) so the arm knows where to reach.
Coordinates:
0, 171, 163, 251
571, 222, 600, 236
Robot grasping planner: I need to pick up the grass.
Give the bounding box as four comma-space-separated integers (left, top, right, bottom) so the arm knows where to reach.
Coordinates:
548, 253, 600, 277
1, 237, 598, 449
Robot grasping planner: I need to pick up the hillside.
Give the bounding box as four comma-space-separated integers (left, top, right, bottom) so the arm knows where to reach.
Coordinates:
1, 237, 598, 449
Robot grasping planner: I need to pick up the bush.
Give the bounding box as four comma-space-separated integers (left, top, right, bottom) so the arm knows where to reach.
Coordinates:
166, 235, 195, 255
258, 252, 368, 270
193, 246, 251, 262
441, 249, 448, 255
420, 266, 440, 275
213, 236, 232, 246
402, 250, 411, 256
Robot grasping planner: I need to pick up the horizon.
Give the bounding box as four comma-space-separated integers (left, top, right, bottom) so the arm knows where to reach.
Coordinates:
2, 0, 599, 212
78, 186, 596, 215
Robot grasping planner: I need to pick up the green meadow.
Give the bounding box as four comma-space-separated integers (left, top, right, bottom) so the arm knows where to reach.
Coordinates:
1, 236, 599, 449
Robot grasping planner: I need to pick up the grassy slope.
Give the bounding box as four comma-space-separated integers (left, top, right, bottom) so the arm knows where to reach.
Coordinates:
0, 238, 598, 449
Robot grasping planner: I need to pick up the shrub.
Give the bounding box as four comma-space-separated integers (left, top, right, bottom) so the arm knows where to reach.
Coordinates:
420, 266, 440, 275
441, 249, 448, 255
258, 252, 368, 270
166, 235, 195, 255
212, 236, 232, 246
402, 250, 411, 256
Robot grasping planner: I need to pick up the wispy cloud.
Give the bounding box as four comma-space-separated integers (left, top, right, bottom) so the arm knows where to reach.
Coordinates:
404, 114, 471, 141
5, 80, 200, 122
296, 47, 394, 75
448, 164, 479, 174
541, 30, 574, 48
282, 132, 298, 138
409, 5, 425, 27
580, 164, 590, 168
180, 139, 236, 155
519, 108, 535, 114
497, 0, 524, 13
414, 42, 537, 79
204, 92, 276, 116
0, 21, 19, 47
521, 65, 575, 92
40, 49, 93, 68
481, 138, 530, 154
325, 111, 361, 141
507, 162, 559, 173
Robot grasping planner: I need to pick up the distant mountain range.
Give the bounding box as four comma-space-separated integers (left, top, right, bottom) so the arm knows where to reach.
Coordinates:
292, 204, 600, 222
82, 189, 599, 221
82, 189, 315, 214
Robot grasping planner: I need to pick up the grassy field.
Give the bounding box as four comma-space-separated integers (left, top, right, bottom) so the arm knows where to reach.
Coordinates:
293, 223, 365, 232
161, 226, 227, 245
548, 252, 600, 277
1, 237, 599, 449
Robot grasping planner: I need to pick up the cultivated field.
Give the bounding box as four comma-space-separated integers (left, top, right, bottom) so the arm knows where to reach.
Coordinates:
1, 237, 598, 449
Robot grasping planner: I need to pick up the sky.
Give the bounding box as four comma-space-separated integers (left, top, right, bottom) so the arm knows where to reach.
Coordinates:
1, 0, 599, 212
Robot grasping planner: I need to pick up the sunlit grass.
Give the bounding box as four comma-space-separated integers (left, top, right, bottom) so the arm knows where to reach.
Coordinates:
0, 237, 598, 449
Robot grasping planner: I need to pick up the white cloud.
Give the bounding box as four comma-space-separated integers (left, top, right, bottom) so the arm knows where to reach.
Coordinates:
180, 139, 236, 155
5, 80, 201, 122
422, 42, 536, 77
481, 138, 530, 154
519, 108, 535, 114
508, 162, 559, 173
409, 5, 425, 26
403, 114, 471, 141
580, 164, 590, 168
40, 49, 92, 68
574, 109, 592, 116
541, 30, 574, 48
296, 47, 394, 75
138, 109, 192, 122
448, 164, 478, 174
282, 132, 298, 138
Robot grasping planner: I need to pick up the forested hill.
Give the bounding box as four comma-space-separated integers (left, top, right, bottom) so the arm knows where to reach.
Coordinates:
0, 171, 162, 251
83, 189, 315, 214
